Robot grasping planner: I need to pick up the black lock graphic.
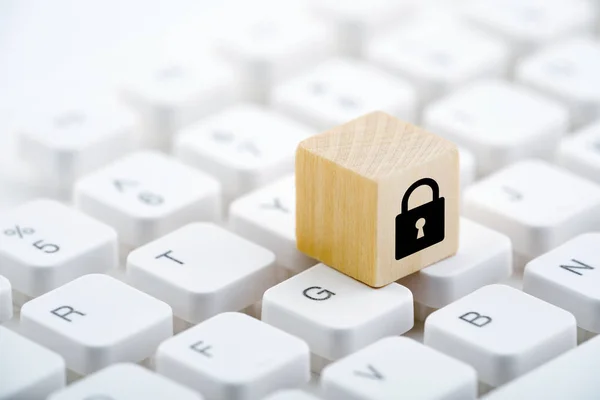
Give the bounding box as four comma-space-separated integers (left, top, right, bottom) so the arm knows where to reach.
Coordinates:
395, 178, 445, 260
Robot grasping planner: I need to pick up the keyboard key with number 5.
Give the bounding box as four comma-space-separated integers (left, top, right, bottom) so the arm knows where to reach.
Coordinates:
0, 199, 117, 297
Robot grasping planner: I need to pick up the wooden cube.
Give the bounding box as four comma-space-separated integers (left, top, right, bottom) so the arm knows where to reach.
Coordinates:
296, 111, 459, 287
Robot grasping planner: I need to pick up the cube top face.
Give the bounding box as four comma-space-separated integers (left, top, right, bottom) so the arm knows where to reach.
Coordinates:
296, 111, 459, 287
298, 111, 457, 181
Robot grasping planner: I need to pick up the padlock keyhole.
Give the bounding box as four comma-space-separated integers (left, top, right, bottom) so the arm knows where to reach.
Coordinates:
415, 218, 426, 239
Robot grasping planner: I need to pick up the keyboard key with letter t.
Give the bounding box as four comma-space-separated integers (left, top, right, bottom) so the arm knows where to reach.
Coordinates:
261, 263, 413, 361
74, 151, 221, 248
156, 312, 310, 400
425, 284, 576, 387
20, 274, 173, 375
127, 222, 276, 324
296, 111, 459, 287
48, 363, 202, 400
524, 233, 600, 334
0, 326, 66, 400
321, 337, 477, 400
464, 159, 600, 260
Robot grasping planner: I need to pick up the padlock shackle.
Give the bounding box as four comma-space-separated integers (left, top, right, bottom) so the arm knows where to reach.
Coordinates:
401, 178, 440, 213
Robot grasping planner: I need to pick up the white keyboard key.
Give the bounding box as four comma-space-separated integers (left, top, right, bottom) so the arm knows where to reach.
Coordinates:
261, 264, 413, 360
367, 19, 509, 105
524, 233, 600, 333
0, 275, 12, 323
264, 390, 321, 400
17, 99, 138, 190
464, 160, 600, 259
0, 199, 118, 297
175, 104, 312, 205
156, 312, 309, 400
425, 284, 576, 387
272, 58, 416, 130
0, 326, 65, 400
464, 0, 595, 56
20, 274, 172, 374
482, 335, 600, 400
311, 0, 414, 57
216, 12, 332, 103
558, 120, 600, 184
229, 175, 315, 273
459, 147, 476, 189
120, 54, 239, 149
399, 218, 512, 309
321, 337, 477, 400
74, 151, 221, 248
48, 363, 202, 400
517, 37, 600, 129
127, 222, 276, 323
424, 80, 569, 176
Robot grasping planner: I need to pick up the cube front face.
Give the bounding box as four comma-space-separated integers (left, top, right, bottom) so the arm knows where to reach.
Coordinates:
296, 112, 459, 287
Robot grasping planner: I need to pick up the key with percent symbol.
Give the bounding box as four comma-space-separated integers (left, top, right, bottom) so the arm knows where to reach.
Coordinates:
0, 199, 118, 297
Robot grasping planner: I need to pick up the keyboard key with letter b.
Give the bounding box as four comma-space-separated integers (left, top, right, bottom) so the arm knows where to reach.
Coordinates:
424, 284, 576, 387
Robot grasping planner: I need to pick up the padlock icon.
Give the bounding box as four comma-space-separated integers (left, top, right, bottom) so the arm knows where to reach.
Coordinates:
395, 178, 445, 260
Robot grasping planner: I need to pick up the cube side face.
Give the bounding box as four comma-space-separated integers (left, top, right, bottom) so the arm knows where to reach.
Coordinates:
375, 147, 460, 286
296, 145, 378, 285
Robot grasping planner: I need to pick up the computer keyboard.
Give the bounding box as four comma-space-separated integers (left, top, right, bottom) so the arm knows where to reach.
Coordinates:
1, 0, 600, 399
